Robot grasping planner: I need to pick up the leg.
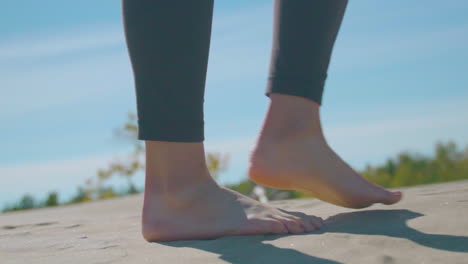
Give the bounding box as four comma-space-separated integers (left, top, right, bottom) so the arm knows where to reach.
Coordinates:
249, 0, 402, 209
122, 0, 323, 242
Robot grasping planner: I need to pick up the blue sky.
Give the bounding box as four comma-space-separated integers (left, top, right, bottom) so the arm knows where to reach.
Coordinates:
1, 0, 468, 206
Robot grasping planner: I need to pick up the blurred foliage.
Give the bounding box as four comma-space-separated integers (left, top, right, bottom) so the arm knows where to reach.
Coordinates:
95, 112, 144, 196
42, 192, 59, 207
206, 152, 230, 180
66, 187, 92, 204
3, 111, 468, 213
361, 140, 468, 188
18, 194, 35, 210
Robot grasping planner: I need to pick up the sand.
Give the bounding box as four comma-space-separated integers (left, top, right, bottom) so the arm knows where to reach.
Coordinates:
1, 180, 468, 264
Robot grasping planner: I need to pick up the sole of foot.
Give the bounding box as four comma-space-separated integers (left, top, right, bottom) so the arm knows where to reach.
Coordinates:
248, 136, 402, 209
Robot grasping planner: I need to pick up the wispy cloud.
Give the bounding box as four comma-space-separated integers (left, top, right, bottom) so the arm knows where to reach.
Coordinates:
0, 24, 124, 60
325, 98, 468, 167
0, 52, 133, 120
0, 4, 273, 119
334, 24, 468, 71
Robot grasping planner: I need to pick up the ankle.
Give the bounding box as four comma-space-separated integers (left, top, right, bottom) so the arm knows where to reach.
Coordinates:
258, 94, 324, 143
145, 170, 215, 195
144, 176, 218, 210
143, 140, 215, 198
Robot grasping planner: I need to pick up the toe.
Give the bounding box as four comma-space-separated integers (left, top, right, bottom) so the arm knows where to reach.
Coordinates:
269, 219, 288, 235
253, 218, 288, 235
299, 217, 316, 232
308, 216, 323, 230
279, 210, 322, 232
291, 213, 318, 232
384, 190, 402, 204
242, 218, 285, 236
378, 189, 402, 205
282, 218, 305, 234
301, 215, 324, 232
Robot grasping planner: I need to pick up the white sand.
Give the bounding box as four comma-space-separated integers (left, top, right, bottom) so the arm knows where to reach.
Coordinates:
1, 180, 468, 264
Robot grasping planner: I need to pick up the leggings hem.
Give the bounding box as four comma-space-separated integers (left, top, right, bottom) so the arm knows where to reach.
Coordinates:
265, 75, 326, 105
137, 120, 204, 142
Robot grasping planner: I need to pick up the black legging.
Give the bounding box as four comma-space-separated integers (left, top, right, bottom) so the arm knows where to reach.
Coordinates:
122, 0, 348, 142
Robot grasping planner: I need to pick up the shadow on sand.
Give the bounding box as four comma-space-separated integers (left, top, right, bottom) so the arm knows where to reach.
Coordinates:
318, 209, 468, 253
157, 209, 468, 264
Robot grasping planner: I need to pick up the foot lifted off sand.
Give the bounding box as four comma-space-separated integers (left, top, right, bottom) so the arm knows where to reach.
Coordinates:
248, 135, 402, 209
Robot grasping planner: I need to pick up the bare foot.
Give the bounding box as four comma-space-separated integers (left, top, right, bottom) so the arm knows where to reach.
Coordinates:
248, 94, 402, 209
142, 178, 324, 242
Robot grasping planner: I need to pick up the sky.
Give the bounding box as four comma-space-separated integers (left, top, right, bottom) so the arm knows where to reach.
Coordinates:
1, 0, 468, 206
